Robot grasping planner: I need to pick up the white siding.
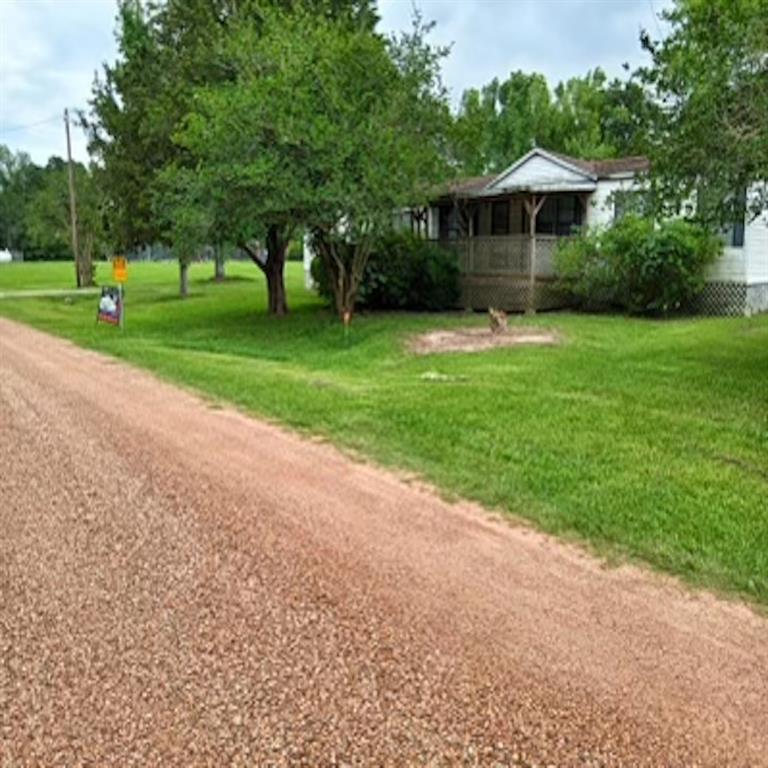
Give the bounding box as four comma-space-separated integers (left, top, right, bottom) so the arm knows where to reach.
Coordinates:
489, 154, 595, 192
745, 215, 768, 284
708, 246, 747, 282
588, 178, 639, 229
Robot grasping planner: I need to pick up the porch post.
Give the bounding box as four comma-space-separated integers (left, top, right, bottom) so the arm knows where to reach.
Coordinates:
468, 204, 475, 273
523, 193, 546, 314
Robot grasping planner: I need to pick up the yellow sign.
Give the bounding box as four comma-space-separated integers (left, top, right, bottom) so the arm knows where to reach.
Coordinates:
112, 256, 128, 283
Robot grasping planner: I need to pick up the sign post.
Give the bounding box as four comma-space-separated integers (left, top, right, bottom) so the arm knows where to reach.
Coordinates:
97, 257, 128, 328
112, 256, 127, 329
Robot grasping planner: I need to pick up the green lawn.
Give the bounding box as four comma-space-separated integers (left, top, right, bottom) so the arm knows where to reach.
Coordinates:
1, 259, 766, 603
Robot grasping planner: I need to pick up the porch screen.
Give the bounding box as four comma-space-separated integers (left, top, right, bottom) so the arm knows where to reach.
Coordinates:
535, 195, 582, 235
491, 201, 510, 235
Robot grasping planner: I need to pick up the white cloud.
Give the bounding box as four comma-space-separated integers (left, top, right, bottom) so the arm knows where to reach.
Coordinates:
378, 0, 672, 104
0, 0, 117, 163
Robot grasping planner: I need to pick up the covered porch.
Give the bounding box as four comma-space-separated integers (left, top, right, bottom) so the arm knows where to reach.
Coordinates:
436, 191, 588, 312
430, 148, 599, 312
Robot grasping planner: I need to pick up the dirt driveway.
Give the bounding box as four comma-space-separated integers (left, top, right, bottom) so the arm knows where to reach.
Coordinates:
1, 317, 766, 766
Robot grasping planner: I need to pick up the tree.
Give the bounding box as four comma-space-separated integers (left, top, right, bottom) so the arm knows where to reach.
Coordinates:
25, 159, 105, 281
84, 1, 165, 251
87, 0, 379, 304
449, 68, 657, 175
175, 8, 448, 322
0, 146, 45, 256
640, 0, 768, 225
451, 72, 557, 174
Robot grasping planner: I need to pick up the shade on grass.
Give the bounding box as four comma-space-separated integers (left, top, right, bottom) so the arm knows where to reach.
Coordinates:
1, 260, 766, 603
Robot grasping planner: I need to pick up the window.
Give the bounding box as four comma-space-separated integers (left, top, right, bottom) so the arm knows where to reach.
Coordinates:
491, 201, 510, 235
438, 205, 454, 240
530, 195, 582, 235
536, 197, 556, 235
701, 187, 746, 249
730, 217, 745, 248
725, 190, 746, 248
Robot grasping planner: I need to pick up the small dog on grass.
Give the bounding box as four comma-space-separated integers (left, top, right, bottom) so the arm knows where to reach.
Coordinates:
488, 307, 508, 334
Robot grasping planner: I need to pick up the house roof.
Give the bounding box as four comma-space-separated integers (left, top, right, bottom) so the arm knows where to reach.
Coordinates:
444, 173, 498, 196
547, 151, 650, 177
438, 148, 649, 200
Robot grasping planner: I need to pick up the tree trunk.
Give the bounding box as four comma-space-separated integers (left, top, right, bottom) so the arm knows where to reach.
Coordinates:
266, 259, 287, 315
79, 232, 95, 287
179, 260, 189, 298
240, 225, 290, 315
314, 230, 370, 325
265, 225, 288, 316
214, 244, 225, 282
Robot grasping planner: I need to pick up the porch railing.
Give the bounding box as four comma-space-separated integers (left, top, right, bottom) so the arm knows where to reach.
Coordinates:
438, 235, 560, 277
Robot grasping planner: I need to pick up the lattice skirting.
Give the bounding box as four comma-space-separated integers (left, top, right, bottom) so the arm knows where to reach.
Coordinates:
692, 282, 768, 316
460, 277, 768, 316
460, 276, 568, 312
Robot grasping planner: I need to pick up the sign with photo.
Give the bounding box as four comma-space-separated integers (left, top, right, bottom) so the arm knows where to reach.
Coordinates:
97, 286, 124, 327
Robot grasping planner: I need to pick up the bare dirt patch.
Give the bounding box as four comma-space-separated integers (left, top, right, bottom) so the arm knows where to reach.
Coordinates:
409, 326, 560, 354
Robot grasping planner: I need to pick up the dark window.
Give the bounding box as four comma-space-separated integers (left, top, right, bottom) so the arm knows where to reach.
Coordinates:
491, 201, 510, 235
531, 195, 582, 235
730, 218, 745, 248
727, 189, 746, 248
536, 197, 556, 235
558, 195, 582, 235
438, 205, 454, 240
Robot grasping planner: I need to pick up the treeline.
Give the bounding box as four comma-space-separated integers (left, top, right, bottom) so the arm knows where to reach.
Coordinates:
450, 68, 657, 175
0, 148, 103, 267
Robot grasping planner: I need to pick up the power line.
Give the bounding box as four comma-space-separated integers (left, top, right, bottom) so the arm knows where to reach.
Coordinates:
0, 114, 62, 134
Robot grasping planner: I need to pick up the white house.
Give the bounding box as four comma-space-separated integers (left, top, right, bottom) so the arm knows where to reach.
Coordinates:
303, 147, 767, 314
421, 147, 767, 315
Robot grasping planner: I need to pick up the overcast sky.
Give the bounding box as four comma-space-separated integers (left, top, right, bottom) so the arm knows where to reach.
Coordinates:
0, 0, 671, 165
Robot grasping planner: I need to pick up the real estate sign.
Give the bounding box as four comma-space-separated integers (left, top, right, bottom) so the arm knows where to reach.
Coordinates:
97, 286, 124, 327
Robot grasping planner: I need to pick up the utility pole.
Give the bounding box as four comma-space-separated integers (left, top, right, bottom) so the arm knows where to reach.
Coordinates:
64, 108, 81, 287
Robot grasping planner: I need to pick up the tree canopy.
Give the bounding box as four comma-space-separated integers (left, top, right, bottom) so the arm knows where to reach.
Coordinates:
0, 146, 45, 256
640, 0, 768, 225
0, 146, 104, 269
449, 67, 656, 175
165, 7, 449, 319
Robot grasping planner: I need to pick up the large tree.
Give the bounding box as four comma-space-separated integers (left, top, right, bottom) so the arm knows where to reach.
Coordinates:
87, 0, 378, 305
640, 0, 768, 225
174, 8, 448, 322
85, 1, 165, 251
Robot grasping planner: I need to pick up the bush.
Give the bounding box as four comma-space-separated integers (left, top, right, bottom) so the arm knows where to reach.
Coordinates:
555, 215, 722, 314
311, 232, 460, 311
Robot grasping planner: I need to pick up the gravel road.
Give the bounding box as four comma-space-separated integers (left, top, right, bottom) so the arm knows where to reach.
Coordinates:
1, 317, 766, 766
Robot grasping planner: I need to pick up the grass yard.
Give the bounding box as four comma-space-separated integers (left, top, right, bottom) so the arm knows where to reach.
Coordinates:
1, 259, 766, 603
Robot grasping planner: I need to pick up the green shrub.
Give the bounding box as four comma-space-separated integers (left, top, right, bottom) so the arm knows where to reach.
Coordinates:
555, 215, 722, 314
311, 231, 460, 311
